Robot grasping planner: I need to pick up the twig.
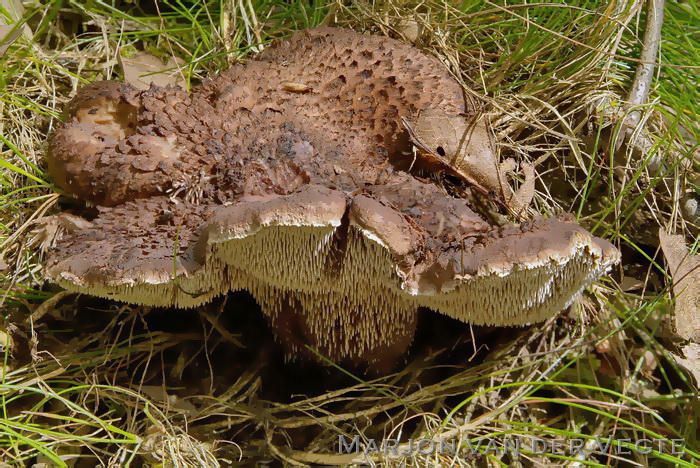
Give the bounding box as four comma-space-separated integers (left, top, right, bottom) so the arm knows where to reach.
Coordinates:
626, 0, 665, 128
25, 290, 74, 325
612, 0, 666, 165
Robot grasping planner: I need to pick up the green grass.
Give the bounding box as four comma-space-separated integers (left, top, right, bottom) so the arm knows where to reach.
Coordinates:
1, 0, 698, 465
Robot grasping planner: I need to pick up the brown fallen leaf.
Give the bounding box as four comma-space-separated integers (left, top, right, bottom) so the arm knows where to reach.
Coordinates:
659, 228, 700, 342
0, 329, 10, 353
498, 158, 536, 217
0, 25, 22, 57
120, 51, 186, 90
396, 19, 422, 43
406, 109, 536, 217
402, 115, 496, 203
671, 343, 700, 387
137, 386, 197, 415
0, 0, 33, 58
30, 213, 94, 253
619, 275, 644, 292
410, 109, 502, 196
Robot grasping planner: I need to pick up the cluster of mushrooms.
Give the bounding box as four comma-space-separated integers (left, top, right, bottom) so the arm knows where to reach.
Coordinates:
43, 28, 620, 368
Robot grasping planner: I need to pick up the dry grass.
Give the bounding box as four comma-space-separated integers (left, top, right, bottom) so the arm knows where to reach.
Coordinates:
1, 0, 698, 466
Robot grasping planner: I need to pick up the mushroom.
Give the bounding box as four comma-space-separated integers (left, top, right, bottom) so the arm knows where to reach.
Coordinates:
44, 28, 620, 367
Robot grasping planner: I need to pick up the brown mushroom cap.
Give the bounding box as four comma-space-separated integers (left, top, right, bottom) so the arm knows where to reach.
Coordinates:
47, 81, 221, 206
45, 185, 619, 364
44, 27, 620, 366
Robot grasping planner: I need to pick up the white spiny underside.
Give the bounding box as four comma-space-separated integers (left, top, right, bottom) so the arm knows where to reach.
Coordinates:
52, 222, 617, 359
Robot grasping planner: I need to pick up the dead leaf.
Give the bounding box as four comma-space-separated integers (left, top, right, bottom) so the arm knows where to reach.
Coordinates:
402, 116, 496, 202
406, 109, 537, 217
138, 385, 197, 415
0, 25, 22, 57
0, 0, 33, 58
671, 343, 700, 387
120, 52, 186, 90
641, 349, 657, 375
498, 158, 536, 217
0, 329, 10, 353
0, 0, 26, 24
396, 19, 422, 43
659, 228, 700, 342
619, 275, 644, 292
595, 338, 611, 354
138, 385, 173, 403
30, 213, 94, 253
410, 110, 501, 196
